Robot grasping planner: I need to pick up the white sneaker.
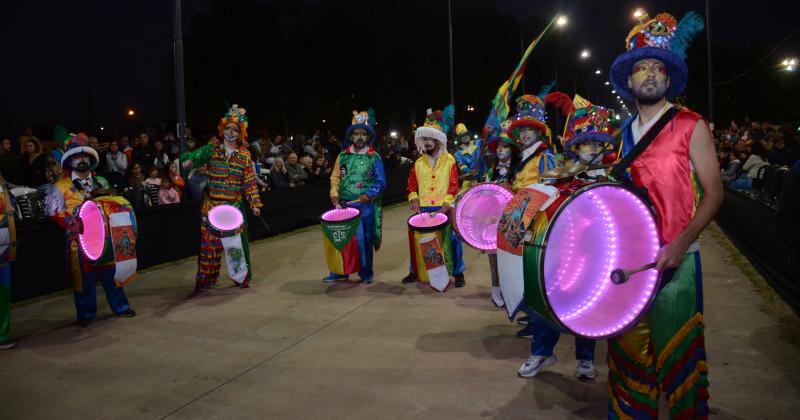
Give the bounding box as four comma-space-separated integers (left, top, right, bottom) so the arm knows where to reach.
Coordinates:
518, 354, 557, 378
576, 359, 596, 380
491, 286, 505, 308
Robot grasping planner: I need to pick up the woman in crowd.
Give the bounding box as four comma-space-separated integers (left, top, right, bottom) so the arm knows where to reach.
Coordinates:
268, 157, 290, 188
125, 162, 147, 208
143, 166, 162, 206
731, 142, 768, 190
311, 155, 330, 182
169, 161, 185, 199
17, 138, 48, 189
152, 139, 170, 171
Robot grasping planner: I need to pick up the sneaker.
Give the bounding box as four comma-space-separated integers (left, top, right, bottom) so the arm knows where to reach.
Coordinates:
576, 359, 597, 380
516, 316, 531, 325
401, 272, 417, 284
516, 324, 534, 339
518, 354, 557, 378
323, 274, 348, 283
491, 286, 505, 308
0, 340, 17, 350
361, 277, 373, 284
454, 273, 465, 288
117, 308, 137, 318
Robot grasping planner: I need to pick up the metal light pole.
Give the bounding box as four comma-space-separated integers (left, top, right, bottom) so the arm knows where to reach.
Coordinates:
174, 0, 188, 153
447, 0, 455, 108
706, 0, 715, 127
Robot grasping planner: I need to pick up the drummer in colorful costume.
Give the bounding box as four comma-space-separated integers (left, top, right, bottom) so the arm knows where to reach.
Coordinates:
505, 94, 599, 380
607, 11, 720, 419
0, 172, 16, 349
453, 123, 483, 190
325, 109, 386, 284
403, 105, 466, 288
563, 95, 619, 179
181, 104, 263, 293
45, 129, 136, 326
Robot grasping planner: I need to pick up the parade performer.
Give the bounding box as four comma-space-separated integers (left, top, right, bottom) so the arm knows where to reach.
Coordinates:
562, 94, 619, 179
0, 172, 16, 349
484, 127, 520, 307
607, 11, 720, 418
402, 105, 466, 287
324, 109, 386, 284
507, 93, 562, 191
45, 129, 136, 326
181, 104, 263, 293
453, 123, 483, 189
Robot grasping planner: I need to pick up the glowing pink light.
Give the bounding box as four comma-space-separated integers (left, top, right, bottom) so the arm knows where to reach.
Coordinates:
409, 212, 448, 229
208, 204, 244, 231
454, 184, 514, 251
78, 200, 107, 261
321, 207, 359, 222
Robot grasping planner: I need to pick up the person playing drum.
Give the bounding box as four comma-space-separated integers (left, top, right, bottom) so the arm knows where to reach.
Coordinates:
483, 128, 521, 307
181, 104, 263, 294
607, 11, 721, 418
45, 129, 136, 327
403, 105, 466, 288
562, 95, 619, 180
325, 109, 386, 284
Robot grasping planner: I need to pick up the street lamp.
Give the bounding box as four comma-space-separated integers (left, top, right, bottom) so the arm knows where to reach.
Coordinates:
604, 81, 610, 85
390, 131, 398, 139
126, 109, 135, 117
595, 69, 601, 75
782, 57, 797, 72
633, 8, 646, 19
556, 15, 568, 27
580, 49, 590, 59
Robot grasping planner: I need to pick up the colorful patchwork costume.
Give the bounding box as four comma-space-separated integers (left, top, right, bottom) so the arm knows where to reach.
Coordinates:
0, 174, 16, 348
180, 105, 263, 291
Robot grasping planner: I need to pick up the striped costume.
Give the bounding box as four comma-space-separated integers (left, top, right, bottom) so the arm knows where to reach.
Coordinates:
180, 141, 262, 289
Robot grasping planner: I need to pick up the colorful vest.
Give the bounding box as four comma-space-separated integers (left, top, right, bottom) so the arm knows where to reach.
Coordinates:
407, 153, 459, 207
620, 107, 704, 244
180, 143, 261, 208
332, 149, 383, 201
512, 146, 559, 193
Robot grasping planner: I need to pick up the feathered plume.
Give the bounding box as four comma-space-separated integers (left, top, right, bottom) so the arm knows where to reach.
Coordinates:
367, 107, 377, 126
442, 104, 455, 135
672, 11, 704, 59
536, 80, 557, 99
54, 125, 69, 143
543, 92, 574, 117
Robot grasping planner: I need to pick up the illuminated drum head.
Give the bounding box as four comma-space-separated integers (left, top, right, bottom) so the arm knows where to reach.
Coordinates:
408, 212, 448, 231
321, 207, 360, 223
454, 184, 514, 251
78, 200, 107, 261
542, 184, 660, 338
207, 204, 244, 231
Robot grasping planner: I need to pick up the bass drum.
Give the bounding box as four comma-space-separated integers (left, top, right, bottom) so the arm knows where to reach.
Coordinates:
452, 182, 514, 252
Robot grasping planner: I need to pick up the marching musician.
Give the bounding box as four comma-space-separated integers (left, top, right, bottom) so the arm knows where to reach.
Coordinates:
45, 128, 136, 327
181, 104, 263, 294
325, 109, 386, 284
403, 106, 466, 288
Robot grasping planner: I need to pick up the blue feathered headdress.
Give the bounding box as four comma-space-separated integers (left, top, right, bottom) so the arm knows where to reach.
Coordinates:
344, 108, 377, 145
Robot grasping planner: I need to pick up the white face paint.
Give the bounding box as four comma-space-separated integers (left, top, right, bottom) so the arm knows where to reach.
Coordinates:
224, 123, 240, 143
71, 155, 92, 173
519, 127, 541, 148
350, 128, 369, 149
496, 144, 512, 161
422, 137, 438, 155
577, 142, 602, 164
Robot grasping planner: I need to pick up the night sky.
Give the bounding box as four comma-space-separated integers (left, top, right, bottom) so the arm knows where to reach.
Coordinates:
3, 0, 798, 134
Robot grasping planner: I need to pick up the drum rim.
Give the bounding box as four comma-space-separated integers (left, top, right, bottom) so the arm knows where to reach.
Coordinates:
319, 207, 361, 224
529, 181, 661, 339
407, 212, 449, 232
453, 182, 514, 251
77, 199, 108, 262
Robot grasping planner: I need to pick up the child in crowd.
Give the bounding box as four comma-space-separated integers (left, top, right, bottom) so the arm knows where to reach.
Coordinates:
158, 176, 180, 205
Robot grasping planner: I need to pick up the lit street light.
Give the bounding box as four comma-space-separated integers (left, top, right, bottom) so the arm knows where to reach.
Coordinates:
783, 57, 797, 72
127, 109, 135, 117
390, 131, 398, 139
556, 15, 568, 27
595, 69, 601, 75
633, 8, 646, 19
604, 81, 610, 85
580, 49, 590, 59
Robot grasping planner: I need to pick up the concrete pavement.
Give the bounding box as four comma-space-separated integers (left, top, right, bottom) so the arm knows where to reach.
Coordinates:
1, 205, 799, 419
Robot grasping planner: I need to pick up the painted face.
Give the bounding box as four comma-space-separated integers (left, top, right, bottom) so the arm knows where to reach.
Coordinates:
422, 137, 438, 154
496, 143, 512, 161
628, 59, 669, 104
224, 123, 241, 143
519, 126, 541, 148
71, 155, 92, 173
577, 141, 602, 164
350, 128, 369, 149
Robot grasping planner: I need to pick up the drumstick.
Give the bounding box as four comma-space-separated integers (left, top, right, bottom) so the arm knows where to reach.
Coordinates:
256, 214, 271, 231
610, 262, 657, 285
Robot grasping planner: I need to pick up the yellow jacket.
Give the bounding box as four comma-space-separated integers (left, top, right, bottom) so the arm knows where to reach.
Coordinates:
407, 153, 459, 207
512, 147, 560, 192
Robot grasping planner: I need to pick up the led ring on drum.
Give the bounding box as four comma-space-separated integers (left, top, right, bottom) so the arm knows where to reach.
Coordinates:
453, 182, 515, 252
523, 182, 661, 339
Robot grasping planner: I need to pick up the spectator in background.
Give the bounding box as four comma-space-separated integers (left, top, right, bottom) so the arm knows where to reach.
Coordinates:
303, 138, 317, 157
185, 164, 208, 202
132, 132, 154, 166
721, 151, 743, 185
152, 139, 170, 171
268, 157, 290, 188
311, 155, 330, 182
261, 137, 275, 166
87, 136, 108, 175
17, 128, 35, 155
285, 152, 307, 187
301, 156, 316, 184
732, 142, 768, 190
168, 161, 185, 199
44, 155, 61, 185
163, 133, 179, 158
0, 139, 19, 185
158, 176, 180, 205
143, 166, 161, 206
18, 138, 48, 189
104, 140, 128, 188
125, 162, 147, 208
119, 136, 132, 161
769, 137, 792, 166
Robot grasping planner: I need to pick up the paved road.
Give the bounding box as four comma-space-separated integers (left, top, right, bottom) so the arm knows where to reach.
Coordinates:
2, 205, 799, 419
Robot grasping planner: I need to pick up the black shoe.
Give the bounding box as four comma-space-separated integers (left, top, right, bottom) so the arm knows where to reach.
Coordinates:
79, 318, 93, 328
454, 274, 465, 288
516, 316, 531, 325
401, 272, 417, 284
0, 340, 17, 350
516, 325, 534, 339
117, 308, 137, 318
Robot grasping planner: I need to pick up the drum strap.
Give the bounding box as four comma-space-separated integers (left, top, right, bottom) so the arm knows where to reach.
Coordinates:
611, 107, 679, 183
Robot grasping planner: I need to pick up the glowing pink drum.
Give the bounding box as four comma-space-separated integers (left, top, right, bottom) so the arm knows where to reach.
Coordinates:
523, 182, 661, 339
408, 212, 452, 292
206, 204, 244, 237
77, 197, 137, 265
453, 182, 515, 252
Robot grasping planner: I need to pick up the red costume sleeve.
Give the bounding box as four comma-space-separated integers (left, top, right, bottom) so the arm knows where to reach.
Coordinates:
407, 165, 419, 201
448, 161, 459, 196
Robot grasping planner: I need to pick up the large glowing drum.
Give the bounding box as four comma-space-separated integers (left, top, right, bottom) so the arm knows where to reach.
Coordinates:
408, 212, 452, 292
453, 182, 514, 252
77, 200, 107, 262
207, 204, 244, 237
320, 207, 362, 276
523, 182, 661, 339
77, 197, 137, 267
